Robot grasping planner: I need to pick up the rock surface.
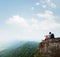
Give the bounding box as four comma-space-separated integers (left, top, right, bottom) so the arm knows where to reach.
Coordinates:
39, 37, 60, 57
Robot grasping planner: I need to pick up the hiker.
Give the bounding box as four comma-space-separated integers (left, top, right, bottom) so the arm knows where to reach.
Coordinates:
49, 32, 55, 39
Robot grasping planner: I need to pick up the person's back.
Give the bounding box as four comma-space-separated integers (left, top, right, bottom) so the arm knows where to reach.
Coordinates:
50, 33, 54, 38
49, 32, 55, 39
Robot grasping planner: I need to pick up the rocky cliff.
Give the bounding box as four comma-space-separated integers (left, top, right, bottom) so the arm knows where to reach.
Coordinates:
39, 37, 60, 57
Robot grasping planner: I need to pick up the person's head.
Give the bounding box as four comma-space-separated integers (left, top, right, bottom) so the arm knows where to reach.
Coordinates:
49, 32, 51, 34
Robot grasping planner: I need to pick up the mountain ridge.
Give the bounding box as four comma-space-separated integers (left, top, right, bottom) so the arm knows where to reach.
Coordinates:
0, 41, 39, 57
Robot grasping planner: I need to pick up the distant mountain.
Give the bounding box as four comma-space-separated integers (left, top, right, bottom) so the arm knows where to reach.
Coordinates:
0, 40, 26, 51
0, 41, 39, 57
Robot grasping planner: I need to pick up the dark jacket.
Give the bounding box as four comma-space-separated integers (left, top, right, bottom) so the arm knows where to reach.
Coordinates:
50, 33, 54, 38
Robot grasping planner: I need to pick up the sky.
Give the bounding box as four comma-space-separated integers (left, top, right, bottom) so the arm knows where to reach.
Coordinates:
0, 0, 60, 48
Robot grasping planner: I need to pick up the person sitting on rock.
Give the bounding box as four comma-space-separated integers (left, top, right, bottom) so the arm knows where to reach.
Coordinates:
49, 32, 55, 39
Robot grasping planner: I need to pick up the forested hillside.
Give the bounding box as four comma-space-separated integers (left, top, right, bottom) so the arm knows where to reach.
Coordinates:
0, 41, 39, 57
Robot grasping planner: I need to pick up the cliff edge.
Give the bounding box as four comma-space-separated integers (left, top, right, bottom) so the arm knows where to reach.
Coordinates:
39, 37, 60, 57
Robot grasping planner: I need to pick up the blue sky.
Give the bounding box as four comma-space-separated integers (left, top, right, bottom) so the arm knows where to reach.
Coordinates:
0, 0, 60, 49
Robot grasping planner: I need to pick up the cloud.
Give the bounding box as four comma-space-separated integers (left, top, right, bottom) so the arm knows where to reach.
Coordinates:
6, 12, 60, 31
50, 3, 56, 8
35, 2, 40, 6
37, 10, 54, 20
6, 15, 28, 27
6, 15, 39, 30
4, 15, 44, 41
36, 10, 60, 30
39, 19, 60, 30
46, 0, 56, 8
42, 5, 47, 8
5, 12, 60, 42
37, 0, 57, 8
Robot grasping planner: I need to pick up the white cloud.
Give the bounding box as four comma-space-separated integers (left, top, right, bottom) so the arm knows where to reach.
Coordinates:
6, 15, 28, 27
42, 5, 47, 8
37, 10, 60, 30
4, 15, 44, 42
50, 3, 56, 8
39, 19, 60, 30
37, 10, 54, 20
47, 0, 56, 8
40, 0, 56, 8
5, 12, 60, 42
35, 2, 40, 6
6, 15, 39, 31
6, 12, 60, 31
